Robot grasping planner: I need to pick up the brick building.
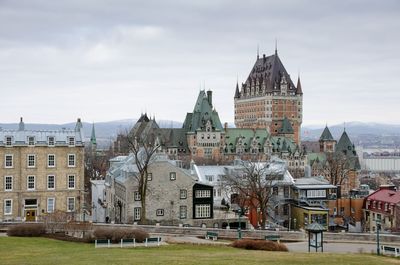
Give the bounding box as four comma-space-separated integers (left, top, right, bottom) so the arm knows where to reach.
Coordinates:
234, 49, 303, 144
0, 118, 85, 222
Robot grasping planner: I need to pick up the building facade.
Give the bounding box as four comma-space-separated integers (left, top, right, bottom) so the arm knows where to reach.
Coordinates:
234, 50, 303, 144
0, 118, 85, 222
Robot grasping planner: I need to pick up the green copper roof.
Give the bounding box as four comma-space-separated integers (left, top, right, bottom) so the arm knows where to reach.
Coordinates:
182, 90, 223, 132
278, 116, 294, 134
336, 131, 353, 154
319, 126, 334, 141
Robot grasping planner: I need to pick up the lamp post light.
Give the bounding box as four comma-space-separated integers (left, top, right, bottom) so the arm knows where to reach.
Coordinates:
237, 208, 242, 239
376, 219, 381, 255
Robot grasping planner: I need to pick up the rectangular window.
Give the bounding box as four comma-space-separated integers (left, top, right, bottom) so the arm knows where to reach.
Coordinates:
147, 173, 152, 181
195, 190, 211, 198
156, 209, 164, 216
5, 155, 13, 168
4, 199, 12, 215
27, 176, 35, 190
48, 154, 55, 167
180, 206, 187, 219
48, 136, 55, 146
5, 136, 12, 146
273, 187, 279, 196
170, 172, 176, 181
28, 136, 35, 146
47, 175, 55, 190
68, 175, 75, 189
134, 207, 141, 221
205, 175, 214, 182
195, 204, 211, 218
47, 198, 55, 213
306, 189, 326, 198
27, 154, 35, 168
68, 137, 75, 146
67, 197, 75, 212
5, 176, 12, 191
68, 154, 76, 167
134, 191, 141, 201
180, 189, 187, 199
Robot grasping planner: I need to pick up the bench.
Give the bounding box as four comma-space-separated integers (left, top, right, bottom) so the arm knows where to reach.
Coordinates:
381, 245, 400, 257
120, 238, 136, 248
265, 235, 280, 243
95, 239, 110, 248
205, 231, 218, 241
145, 237, 162, 247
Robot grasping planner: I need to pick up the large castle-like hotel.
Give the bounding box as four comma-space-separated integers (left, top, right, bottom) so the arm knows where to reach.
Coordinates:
114, 49, 307, 177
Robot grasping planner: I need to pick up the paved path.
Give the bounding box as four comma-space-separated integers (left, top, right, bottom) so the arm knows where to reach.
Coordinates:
286, 241, 378, 254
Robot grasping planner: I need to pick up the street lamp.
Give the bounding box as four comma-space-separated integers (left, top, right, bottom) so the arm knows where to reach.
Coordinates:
376, 219, 381, 255
237, 208, 242, 239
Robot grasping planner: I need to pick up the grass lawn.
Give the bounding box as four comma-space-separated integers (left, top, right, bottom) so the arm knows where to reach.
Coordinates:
0, 237, 399, 265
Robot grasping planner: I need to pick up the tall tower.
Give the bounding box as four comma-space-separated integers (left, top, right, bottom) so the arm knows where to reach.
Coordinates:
234, 50, 303, 144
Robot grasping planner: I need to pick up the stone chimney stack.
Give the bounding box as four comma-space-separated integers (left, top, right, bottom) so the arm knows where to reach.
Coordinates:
207, 90, 212, 107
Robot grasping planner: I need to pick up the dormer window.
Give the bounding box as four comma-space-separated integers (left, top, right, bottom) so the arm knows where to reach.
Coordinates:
5, 136, 12, 146
68, 137, 75, 146
28, 136, 35, 146
48, 137, 55, 146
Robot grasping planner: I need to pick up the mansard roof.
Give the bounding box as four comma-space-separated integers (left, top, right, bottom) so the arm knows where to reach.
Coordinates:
319, 126, 334, 141
182, 90, 223, 132
278, 116, 294, 134
241, 52, 297, 95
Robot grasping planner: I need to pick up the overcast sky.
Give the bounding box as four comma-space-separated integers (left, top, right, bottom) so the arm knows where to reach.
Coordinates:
1, 0, 399, 126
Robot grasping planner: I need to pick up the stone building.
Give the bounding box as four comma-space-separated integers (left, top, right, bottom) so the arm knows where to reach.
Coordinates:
115, 89, 307, 177
104, 152, 214, 226
0, 118, 85, 221
234, 49, 303, 144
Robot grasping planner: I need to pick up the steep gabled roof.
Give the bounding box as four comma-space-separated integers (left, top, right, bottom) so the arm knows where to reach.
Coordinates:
278, 116, 294, 134
336, 131, 353, 154
319, 126, 334, 141
296, 76, 303, 95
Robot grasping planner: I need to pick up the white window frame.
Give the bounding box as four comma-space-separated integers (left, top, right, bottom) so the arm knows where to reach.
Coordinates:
68, 175, 75, 189
147, 173, 152, 181
134, 191, 141, 201
5, 136, 12, 146
134, 207, 141, 221
4, 199, 12, 215
48, 154, 56, 167
306, 189, 326, 198
68, 154, 76, 167
68, 137, 75, 146
27, 175, 35, 190
170, 172, 176, 181
47, 175, 55, 190
28, 136, 35, 146
156, 209, 164, 216
180, 205, 187, 219
4, 176, 13, 191
27, 154, 36, 168
67, 197, 75, 212
5, 154, 13, 168
48, 136, 55, 146
195, 204, 211, 218
47, 198, 55, 213
180, 189, 187, 199
195, 190, 211, 198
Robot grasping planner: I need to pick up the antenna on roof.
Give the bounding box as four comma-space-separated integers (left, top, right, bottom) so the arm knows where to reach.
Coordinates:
344, 122, 346, 132
257, 44, 259, 59
275, 38, 278, 55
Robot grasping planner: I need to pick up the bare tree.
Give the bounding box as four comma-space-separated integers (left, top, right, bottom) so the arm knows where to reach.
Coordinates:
323, 152, 352, 191
222, 159, 283, 229
126, 131, 160, 224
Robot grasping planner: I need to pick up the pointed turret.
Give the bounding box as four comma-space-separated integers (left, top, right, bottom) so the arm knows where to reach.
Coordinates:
278, 116, 294, 134
319, 126, 334, 141
336, 130, 353, 155
18, 117, 25, 131
234, 81, 240, 99
296, 76, 303, 95
90, 123, 97, 146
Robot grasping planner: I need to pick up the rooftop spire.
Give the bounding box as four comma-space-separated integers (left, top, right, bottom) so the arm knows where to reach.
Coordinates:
257, 44, 259, 59
296, 75, 303, 95
234, 79, 240, 98
275, 38, 278, 55
90, 123, 97, 145
18, 117, 25, 131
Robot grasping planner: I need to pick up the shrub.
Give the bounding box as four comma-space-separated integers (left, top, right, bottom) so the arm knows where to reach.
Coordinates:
231, 239, 288, 252
7, 223, 46, 237
93, 227, 149, 243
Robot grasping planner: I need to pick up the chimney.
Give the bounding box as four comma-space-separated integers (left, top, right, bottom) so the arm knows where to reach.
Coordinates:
207, 90, 212, 107
75, 118, 83, 132
263, 54, 266, 63
18, 117, 25, 131
224, 122, 228, 132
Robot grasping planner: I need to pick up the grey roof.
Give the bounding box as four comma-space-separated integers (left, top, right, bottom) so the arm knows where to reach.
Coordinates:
278, 117, 294, 134
293, 177, 336, 189
319, 126, 334, 141
306, 222, 326, 231
239, 52, 298, 97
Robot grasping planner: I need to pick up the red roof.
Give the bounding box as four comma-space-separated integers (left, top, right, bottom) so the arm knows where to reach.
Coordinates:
367, 186, 400, 204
